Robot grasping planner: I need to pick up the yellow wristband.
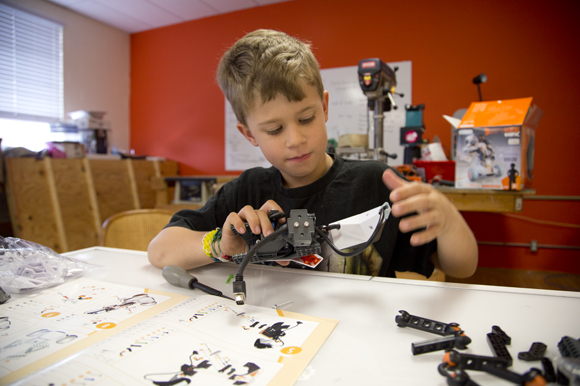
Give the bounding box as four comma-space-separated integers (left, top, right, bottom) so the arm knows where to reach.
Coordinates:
202, 229, 218, 258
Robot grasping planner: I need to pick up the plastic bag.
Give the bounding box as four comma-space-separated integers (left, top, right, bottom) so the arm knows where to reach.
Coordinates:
0, 237, 100, 294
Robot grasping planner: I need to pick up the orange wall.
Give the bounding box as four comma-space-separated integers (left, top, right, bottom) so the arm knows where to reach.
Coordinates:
130, 0, 580, 274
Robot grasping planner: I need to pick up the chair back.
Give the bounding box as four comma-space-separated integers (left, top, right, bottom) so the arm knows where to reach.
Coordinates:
396, 268, 446, 282
100, 209, 175, 251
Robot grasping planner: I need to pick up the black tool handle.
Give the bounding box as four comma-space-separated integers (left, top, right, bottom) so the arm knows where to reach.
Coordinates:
190, 281, 226, 297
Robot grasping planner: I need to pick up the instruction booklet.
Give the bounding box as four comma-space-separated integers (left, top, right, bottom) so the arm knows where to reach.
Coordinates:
0, 278, 338, 385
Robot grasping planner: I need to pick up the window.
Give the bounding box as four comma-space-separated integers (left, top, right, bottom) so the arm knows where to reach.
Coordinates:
0, 3, 63, 123
0, 3, 64, 150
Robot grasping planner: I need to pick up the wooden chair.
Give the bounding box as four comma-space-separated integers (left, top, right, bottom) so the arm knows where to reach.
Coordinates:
396, 268, 446, 282
100, 209, 175, 251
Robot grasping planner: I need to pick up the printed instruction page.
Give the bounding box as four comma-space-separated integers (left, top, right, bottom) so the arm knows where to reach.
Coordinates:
1, 278, 338, 386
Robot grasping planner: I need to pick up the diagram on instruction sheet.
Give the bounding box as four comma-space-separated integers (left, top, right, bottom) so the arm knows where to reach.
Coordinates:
12, 294, 329, 386
0, 278, 172, 379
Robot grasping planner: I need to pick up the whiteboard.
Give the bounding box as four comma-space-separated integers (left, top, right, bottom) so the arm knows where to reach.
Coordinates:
225, 61, 412, 171
225, 102, 270, 169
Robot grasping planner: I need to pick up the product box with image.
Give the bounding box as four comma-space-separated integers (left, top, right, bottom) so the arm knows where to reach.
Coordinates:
454, 97, 543, 190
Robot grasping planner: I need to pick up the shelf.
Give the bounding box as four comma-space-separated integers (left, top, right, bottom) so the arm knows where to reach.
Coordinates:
437, 187, 536, 212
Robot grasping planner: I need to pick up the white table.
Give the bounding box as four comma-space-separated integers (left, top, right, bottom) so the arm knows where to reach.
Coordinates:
59, 247, 580, 385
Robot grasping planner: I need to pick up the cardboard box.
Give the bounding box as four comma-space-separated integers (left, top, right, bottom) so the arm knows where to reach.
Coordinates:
454, 97, 543, 190
73, 117, 110, 130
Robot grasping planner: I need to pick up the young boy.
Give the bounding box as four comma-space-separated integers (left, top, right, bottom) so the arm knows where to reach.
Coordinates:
148, 29, 478, 279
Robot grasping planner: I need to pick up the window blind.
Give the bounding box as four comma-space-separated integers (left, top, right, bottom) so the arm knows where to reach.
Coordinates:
0, 3, 63, 122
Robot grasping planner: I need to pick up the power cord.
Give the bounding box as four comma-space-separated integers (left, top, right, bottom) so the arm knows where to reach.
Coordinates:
233, 224, 289, 305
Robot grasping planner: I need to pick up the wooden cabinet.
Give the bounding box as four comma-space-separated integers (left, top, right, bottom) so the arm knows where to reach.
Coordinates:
5, 157, 178, 253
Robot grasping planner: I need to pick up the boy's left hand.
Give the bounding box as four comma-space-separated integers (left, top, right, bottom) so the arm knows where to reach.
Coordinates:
382, 169, 457, 246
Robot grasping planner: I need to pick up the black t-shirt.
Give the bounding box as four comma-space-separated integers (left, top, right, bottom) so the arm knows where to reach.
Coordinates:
167, 156, 435, 278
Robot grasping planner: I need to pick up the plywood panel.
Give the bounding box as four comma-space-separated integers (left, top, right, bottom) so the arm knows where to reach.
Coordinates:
132, 159, 157, 208
51, 158, 99, 251
4, 158, 61, 251
5, 158, 179, 252
158, 160, 178, 176
125, 160, 141, 209
158, 160, 179, 204
89, 159, 136, 224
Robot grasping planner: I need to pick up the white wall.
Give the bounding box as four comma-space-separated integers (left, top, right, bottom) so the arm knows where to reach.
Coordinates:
2, 0, 131, 151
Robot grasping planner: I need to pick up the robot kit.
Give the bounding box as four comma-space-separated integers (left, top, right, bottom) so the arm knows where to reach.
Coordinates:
454, 98, 543, 190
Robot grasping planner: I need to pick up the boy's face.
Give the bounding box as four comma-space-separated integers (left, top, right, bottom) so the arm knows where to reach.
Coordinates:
237, 84, 331, 189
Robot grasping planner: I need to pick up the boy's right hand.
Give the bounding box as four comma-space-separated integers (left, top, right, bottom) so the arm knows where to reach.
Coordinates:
220, 200, 286, 257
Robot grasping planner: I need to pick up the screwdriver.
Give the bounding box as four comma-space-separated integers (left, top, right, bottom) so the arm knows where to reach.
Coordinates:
162, 265, 234, 301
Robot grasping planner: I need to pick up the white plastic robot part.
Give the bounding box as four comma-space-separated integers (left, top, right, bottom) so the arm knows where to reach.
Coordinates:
328, 204, 391, 250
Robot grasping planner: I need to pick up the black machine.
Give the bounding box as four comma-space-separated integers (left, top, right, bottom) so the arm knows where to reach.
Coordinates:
358, 58, 398, 101
357, 58, 401, 162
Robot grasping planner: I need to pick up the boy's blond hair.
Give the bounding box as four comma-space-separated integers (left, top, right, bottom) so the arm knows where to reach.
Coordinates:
216, 29, 324, 126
